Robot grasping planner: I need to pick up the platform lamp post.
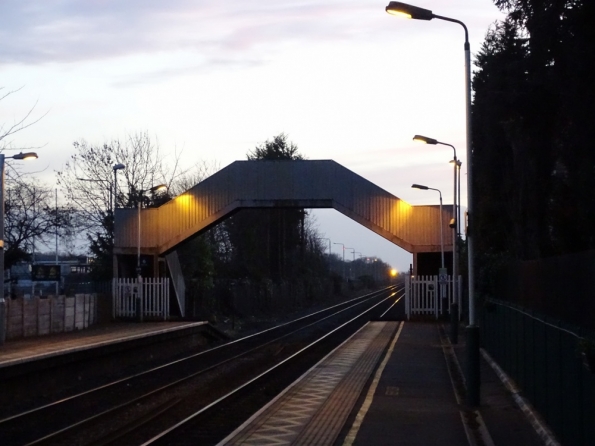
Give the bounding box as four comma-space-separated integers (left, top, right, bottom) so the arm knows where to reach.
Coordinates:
450, 159, 462, 241
450, 157, 463, 339
414, 135, 459, 343
0, 152, 38, 345
412, 183, 446, 318
111, 163, 125, 286
386, 1, 478, 406
136, 184, 167, 322
112, 163, 125, 212
411, 184, 444, 269
333, 242, 346, 280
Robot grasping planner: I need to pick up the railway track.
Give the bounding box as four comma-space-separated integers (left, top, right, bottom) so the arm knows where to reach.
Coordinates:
0, 285, 403, 445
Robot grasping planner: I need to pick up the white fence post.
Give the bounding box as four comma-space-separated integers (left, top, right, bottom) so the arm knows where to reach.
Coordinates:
113, 277, 170, 320
408, 274, 464, 321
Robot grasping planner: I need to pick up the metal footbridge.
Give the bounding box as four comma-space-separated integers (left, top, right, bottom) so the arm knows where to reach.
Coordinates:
114, 159, 452, 256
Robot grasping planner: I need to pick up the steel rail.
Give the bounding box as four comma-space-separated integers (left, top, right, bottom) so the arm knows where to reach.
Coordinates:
2, 286, 395, 424
1, 285, 401, 445
142, 290, 401, 445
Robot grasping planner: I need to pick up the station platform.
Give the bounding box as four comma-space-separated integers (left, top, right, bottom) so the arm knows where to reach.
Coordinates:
0, 320, 553, 445
220, 321, 550, 446
0, 321, 209, 370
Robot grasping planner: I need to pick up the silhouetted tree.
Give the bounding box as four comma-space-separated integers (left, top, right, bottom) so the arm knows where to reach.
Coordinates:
473, 0, 595, 263
57, 132, 209, 279
4, 179, 75, 269
223, 134, 321, 282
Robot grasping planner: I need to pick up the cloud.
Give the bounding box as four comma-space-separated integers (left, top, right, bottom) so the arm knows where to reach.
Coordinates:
1, 0, 387, 67
110, 57, 267, 87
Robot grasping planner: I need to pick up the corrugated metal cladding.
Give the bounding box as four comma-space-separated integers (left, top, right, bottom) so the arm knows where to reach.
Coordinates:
114, 160, 454, 256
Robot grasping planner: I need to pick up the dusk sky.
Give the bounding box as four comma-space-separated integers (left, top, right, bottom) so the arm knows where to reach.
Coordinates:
1, 1, 505, 271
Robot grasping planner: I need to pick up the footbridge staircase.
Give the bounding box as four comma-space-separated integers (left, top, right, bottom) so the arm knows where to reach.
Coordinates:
114, 160, 453, 315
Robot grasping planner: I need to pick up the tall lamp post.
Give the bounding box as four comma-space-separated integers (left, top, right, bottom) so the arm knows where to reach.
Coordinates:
112, 163, 125, 212
111, 163, 125, 283
79, 163, 125, 214
411, 184, 444, 269
414, 135, 459, 342
412, 183, 446, 320
136, 184, 167, 321
0, 152, 38, 345
451, 159, 462, 242
387, 1, 479, 406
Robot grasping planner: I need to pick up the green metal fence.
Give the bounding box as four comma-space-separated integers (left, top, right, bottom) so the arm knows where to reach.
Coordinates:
481, 299, 595, 445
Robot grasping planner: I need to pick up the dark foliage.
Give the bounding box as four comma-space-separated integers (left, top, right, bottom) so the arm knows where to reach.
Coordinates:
223, 134, 313, 282
473, 0, 595, 266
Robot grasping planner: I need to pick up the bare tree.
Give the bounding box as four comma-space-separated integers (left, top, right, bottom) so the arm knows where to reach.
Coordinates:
58, 133, 164, 229
4, 178, 74, 268
0, 86, 47, 153
168, 159, 220, 197
56, 132, 217, 278
0, 86, 59, 268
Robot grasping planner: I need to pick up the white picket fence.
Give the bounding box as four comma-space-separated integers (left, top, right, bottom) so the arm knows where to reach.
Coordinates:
405, 275, 462, 320
113, 278, 170, 320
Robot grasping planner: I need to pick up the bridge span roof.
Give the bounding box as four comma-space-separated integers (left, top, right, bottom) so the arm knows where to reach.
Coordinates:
114, 160, 453, 256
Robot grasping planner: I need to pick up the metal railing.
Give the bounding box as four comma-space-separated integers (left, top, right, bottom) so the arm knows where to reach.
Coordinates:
481, 298, 595, 445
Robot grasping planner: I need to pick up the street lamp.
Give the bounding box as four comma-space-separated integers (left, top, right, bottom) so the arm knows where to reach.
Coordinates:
415, 135, 459, 341
388, 1, 479, 406
414, 135, 458, 233
411, 184, 444, 268
79, 164, 125, 213
0, 152, 38, 345
450, 159, 462, 239
136, 184, 167, 321
112, 163, 125, 212
450, 157, 463, 267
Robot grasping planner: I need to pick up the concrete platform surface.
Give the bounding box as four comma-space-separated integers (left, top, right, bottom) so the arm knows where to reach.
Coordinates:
0, 321, 207, 368
222, 321, 546, 446
0, 319, 550, 445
